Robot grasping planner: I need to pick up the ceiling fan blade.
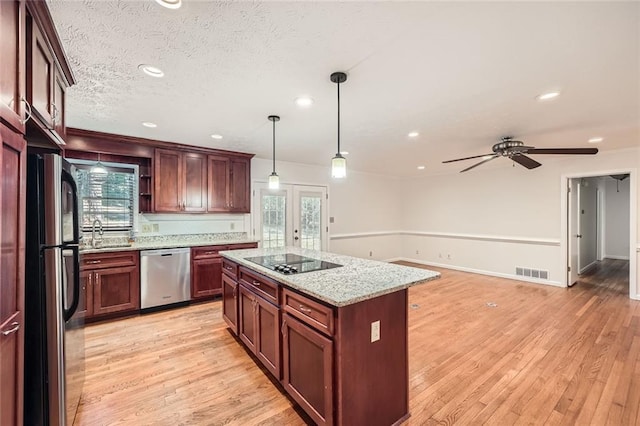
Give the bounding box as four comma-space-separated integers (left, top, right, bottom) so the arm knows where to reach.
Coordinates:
442, 153, 494, 163
459, 155, 498, 172
511, 154, 542, 169
526, 148, 599, 155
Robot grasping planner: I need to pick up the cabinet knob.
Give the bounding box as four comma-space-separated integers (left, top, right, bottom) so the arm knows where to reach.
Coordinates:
298, 305, 312, 314
252, 280, 261, 287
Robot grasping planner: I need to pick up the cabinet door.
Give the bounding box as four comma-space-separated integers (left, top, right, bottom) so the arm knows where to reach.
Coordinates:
0, 0, 26, 133
154, 148, 182, 212
207, 155, 230, 212
229, 158, 250, 213
93, 265, 140, 316
183, 152, 207, 212
282, 314, 333, 426
0, 125, 26, 426
52, 70, 66, 141
238, 286, 257, 353
77, 270, 93, 319
28, 22, 54, 127
222, 274, 238, 334
256, 297, 281, 379
191, 256, 222, 299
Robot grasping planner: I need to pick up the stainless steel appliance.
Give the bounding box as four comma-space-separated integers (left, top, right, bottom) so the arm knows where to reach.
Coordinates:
25, 154, 84, 425
245, 253, 342, 274
140, 248, 191, 309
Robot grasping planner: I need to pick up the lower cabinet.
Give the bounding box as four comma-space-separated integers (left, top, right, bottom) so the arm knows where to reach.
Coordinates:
80, 251, 140, 320
238, 284, 281, 378
282, 313, 333, 426
191, 246, 226, 300
221, 273, 238, 333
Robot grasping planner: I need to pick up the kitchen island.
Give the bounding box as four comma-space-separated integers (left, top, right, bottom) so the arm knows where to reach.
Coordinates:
219, 247, 439, 426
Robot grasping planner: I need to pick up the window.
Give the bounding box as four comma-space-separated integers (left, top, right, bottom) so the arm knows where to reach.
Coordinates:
72, 161, 138, 232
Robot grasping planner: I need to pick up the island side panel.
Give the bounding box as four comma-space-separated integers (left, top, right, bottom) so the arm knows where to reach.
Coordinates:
335, 289, 409, 426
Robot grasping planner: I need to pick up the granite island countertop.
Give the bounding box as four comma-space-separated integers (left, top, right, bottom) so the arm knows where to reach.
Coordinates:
219, 247, 440, 307
80, 232, 259, 254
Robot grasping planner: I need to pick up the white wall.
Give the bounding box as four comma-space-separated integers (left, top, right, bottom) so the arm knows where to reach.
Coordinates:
251, 158, 403, 260
579, 177, 598, 272
398, 148, 639, 294
604, 176, 631, 259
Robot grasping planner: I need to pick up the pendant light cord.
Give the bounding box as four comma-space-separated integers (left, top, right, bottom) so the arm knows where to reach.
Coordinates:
337, 81, 341, 154
272, 119, 276, 174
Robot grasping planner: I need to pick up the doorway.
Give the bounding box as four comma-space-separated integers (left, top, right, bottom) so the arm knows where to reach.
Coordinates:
562, 171, 637, 298
252, 182, 329, 250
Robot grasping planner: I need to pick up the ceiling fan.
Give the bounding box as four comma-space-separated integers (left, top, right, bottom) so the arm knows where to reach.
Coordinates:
442, 137, 599, 173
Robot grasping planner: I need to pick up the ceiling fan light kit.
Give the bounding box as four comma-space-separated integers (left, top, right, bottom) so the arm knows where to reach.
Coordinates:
268, 115, 281, 190
442, 137, 599, 173
331, 71, 348, 179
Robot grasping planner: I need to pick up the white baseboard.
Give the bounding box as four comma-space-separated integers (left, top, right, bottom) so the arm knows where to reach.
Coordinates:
394, 257, 564, 288
604, 255, 630, 261
579, 260, 598, 274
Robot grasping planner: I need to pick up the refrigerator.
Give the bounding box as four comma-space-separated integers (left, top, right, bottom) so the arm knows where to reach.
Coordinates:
24, 153, 85, 426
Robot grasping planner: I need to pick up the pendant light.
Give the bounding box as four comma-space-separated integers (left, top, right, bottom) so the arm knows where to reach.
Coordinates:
268, 115, 280, 190
91, 153, 108, 175
330, 71, 347, 178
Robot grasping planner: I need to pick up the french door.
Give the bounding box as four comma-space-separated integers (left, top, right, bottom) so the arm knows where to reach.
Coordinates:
253, 183, 328, 250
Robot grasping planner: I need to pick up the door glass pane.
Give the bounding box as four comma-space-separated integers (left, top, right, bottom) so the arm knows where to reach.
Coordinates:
300, 196, 321, 250
262, 194, 286, 248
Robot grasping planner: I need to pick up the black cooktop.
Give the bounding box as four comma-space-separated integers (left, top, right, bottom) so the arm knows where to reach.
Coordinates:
244, 253, 342, 275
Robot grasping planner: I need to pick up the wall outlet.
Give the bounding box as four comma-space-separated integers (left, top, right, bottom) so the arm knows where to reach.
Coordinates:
439, 253, 442, 258
230, 222, 235, 230
152, 224, 159, 232
141, 224, 152, 233
447, 254, 451, 260
415, 250, 419, 255
371, 320, 380, 343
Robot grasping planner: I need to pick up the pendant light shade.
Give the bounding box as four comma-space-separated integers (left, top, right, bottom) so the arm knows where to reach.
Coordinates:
268, 115, 280, 190
91, 153, 108, 175
330, 72, 347, 179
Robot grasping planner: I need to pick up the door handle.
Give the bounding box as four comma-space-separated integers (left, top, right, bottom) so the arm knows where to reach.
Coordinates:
1, 322, 20, 336
294, 236, 299, 241
576, 234, 583, 238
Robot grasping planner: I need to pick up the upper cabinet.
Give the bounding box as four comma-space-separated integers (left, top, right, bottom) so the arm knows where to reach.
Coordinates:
0, 0, 27, 134
154, 149, 208, 213
24, 0, 75, 146
206, 155, 250, 213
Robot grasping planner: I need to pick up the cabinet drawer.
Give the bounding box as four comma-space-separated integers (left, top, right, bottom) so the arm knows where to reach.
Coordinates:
192, 245, 227, 260
228, 242, 258, 250
283, 288, 334, 337
239, 267, 278, 305
222, 259, 238, 279
81, 251, 138, 270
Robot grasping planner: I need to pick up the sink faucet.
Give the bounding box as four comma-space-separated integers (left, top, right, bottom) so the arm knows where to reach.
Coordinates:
91, 219, 103, 248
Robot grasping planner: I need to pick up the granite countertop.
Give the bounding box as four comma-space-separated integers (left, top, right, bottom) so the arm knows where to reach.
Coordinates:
219, 247, 440, 307
80, 233, 259, 254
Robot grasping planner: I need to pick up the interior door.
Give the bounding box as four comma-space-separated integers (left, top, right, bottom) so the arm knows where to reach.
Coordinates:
568, 178, 580, 286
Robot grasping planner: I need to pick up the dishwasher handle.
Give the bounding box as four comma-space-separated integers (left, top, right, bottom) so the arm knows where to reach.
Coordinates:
161, 253, 173, 256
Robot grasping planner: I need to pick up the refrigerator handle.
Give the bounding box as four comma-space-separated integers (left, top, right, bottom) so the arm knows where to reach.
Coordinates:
63, 244, 80, 322
61, 167, 80, 244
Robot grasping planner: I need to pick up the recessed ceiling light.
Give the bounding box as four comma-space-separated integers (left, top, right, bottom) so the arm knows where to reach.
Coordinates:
588, 137, 603, 143
295, 96, 314, 107
153, 0, 182, 9
536, 91, 560, 101
142, 122, 157, 128
211, 134, 223, 140
138, 64, 164, 78
417, 166, 425, 170
340, 151, 349, 155
408, 132, 419, 138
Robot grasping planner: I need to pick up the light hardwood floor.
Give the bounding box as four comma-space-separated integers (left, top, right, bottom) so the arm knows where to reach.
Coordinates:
74, 259, 638, 425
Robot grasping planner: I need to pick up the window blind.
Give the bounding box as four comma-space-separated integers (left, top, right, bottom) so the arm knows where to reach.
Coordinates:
75, 164, 135, 231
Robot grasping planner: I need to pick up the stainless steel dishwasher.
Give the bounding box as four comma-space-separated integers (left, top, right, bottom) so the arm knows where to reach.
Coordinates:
140, 248, 191, 309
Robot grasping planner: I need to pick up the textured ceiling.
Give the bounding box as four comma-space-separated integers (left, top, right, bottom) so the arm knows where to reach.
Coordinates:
48, 0, 639, 177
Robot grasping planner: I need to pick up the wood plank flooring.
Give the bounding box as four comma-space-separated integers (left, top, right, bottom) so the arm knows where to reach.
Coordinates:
74, 259, 638, 425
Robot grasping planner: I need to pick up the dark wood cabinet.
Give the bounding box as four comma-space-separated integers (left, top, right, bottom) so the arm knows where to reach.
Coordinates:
0, 0, 27, 134
80, 251, 140, 320
52, 71, 66, 140
238, 285, 258, 353
282, 313, 333, 426
154, 149, 207, 212
0, 123, 26, 426
222, 273, 238, 334
229, 157, 250, 213
191, 246, 226, 300
27, 21, 53, 127
207, 155, 230, 212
